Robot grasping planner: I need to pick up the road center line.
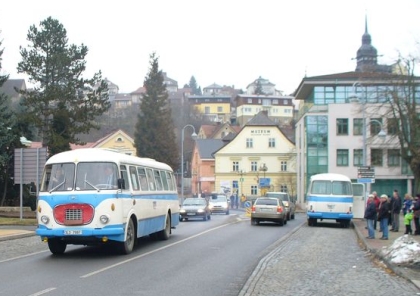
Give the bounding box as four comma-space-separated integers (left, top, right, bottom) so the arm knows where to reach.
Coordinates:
28, 287, 56, 296
81, 222, 236, 278
0, 250, 49, 263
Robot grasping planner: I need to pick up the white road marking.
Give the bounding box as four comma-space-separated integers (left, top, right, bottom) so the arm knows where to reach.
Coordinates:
0, 250, 49, 263
81, 222, 237, 278
28, 287, 56, 296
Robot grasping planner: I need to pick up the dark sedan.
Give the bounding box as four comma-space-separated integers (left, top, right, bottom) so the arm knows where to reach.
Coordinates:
179, 198, 211, 221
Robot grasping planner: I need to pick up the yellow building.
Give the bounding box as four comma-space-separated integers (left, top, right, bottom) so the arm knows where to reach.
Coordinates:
214, 111, 296, 199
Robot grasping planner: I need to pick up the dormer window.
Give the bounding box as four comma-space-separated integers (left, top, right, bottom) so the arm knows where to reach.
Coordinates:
116, 137, 123, 142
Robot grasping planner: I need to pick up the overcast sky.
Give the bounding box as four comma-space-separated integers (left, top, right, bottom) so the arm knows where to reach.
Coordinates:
1, 0, 419, 95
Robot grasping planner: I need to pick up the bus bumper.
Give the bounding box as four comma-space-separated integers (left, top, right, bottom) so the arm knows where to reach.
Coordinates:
36, 225, 125, 242
307, 212, 353, 220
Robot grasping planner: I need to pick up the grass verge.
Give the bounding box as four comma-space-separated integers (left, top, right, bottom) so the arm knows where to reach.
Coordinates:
0, 217, 37, 226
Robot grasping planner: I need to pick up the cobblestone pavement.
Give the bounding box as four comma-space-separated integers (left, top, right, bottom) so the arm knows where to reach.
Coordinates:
239, 223, 420, 296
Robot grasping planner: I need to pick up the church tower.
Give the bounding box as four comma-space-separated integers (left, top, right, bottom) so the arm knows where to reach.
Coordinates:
355, 16, 378, 72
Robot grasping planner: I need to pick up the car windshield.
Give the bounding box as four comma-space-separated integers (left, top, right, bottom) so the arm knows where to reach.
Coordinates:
184, 199, 206, 206
266, 193, 287, 201
213, 196, 227, 202
256, 198, 278, 206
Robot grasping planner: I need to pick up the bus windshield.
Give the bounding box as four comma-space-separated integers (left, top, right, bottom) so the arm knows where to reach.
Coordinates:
311, 180, 352, 195
40, 162, 119, 192
40, 163, 75, 192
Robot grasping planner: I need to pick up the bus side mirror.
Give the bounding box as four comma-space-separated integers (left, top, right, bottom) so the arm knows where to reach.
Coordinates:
118, 178, 125, 190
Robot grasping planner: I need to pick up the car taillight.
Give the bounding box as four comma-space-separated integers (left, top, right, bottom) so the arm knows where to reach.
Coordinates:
54, 203, 94, 225
251, 205, 256, 211
277, 206, 283, 213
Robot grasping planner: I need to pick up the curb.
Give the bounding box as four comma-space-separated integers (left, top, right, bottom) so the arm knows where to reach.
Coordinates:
352, 222, 420, 290
0, 230, 35, 242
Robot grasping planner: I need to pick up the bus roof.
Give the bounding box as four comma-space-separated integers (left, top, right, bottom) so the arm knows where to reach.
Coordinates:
45, 148, 173, 171
310, 173, 351, 182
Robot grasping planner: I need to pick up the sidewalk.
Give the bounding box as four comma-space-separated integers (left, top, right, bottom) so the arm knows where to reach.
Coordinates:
352, 214, 420, 289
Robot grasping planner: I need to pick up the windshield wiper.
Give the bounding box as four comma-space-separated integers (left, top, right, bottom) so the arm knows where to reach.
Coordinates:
85, 180, 100, 192
49, 179, 66, 193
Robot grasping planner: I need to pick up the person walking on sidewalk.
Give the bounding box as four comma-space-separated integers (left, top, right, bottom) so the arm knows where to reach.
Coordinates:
413, 194, 420, 235
377, 194, 391, 240
364, 195, 376, 239
404, 209, 414, 235
390, 190, 402, 232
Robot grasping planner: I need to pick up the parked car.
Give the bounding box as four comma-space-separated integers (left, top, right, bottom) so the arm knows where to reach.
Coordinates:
209, 194, 229, 215
265, 192, 295, 220
251, 197, 287, 226
179, 198, 211, 221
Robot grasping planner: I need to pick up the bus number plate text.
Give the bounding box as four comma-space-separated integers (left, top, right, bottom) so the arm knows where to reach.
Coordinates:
64, 230, 82, 235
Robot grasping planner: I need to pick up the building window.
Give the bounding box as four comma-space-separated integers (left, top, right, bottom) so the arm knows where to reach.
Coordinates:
353, 149, 363, 166
370, 118, 383, 135
387, 118, 398, 135
272, 99, 278, 104
205, 106, 210, 114
246, 138, 253, 148
387, 149, 400, 166
353, 118, 363, 135
247, 98, 252, 103
371, 149, 383, 166
217, 106, 223, 112
280, 161, 287, 172
337, 149, 349, 166
233, 161, 239, 172
280, 185, 288, 192
251, 161, 257, 172
251, 185, 258, 195
336, 118, 348, 135
268, 138, 275, 148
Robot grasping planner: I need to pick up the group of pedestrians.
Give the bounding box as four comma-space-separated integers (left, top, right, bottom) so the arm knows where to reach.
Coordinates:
364, 190, 420, 240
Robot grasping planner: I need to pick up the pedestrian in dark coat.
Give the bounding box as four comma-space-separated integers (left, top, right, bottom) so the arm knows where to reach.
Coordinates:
364, 195, 376, 239
377, 194, 391, 240
412, 194, 420, 235
390, 190, 402, 232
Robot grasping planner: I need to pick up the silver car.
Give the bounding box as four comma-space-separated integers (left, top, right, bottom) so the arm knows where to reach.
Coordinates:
209, 195, 230, 215
251, 197, 287, 226
265, 192, 295, 220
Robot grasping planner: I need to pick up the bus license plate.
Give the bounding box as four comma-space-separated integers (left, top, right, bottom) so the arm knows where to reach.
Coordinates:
64, 230, 82, 235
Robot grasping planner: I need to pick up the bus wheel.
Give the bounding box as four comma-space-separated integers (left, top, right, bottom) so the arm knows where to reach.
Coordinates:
157, 213, 171, 240
120, 218, 135, 254
48, 239, 67, 255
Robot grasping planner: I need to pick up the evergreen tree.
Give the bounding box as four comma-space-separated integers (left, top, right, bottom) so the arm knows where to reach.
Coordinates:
0, 34, 20, 205
189, 76, 201, 95
134, 53, 179, 170
16, 17, 110, 156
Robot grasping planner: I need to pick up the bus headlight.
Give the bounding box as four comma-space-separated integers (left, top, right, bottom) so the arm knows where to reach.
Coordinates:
100, 215, 110, 224
40, 215, 50, 224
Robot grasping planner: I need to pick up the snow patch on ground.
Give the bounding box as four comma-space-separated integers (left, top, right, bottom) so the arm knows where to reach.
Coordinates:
381, 235, 420, 266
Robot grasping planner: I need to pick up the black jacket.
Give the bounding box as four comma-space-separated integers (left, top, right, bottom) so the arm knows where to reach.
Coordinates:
378, 201, 391, 220
364, 201, 377, 220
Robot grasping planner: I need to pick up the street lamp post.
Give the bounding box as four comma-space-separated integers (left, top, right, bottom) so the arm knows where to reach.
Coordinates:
351, 82, 387, 167
259, 163, 268, 195
181, 124, 197, 204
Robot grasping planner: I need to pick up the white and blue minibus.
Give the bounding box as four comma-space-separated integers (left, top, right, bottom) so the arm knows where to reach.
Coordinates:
306, 173, 353, 228
36, 148, 179, 254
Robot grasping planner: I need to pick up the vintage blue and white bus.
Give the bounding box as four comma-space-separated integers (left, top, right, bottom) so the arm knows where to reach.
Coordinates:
36, 148, 179, 254
306, 173, 353, 228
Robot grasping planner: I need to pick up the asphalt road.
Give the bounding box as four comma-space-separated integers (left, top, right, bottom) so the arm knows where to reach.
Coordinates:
0, 210, 304, 296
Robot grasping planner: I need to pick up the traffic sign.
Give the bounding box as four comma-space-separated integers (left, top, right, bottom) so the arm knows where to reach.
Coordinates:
358, 166, 375, 178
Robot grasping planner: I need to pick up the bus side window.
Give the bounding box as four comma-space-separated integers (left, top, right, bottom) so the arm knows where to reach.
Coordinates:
146, 168, 156, 191
161, 171, 170, 191
154, 170, 163, 191
120, 165, 129, 190
129, 166, 139, 191
137, 167, 149, 191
